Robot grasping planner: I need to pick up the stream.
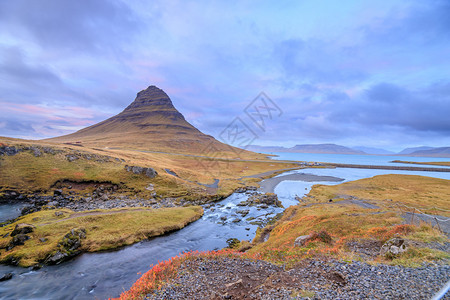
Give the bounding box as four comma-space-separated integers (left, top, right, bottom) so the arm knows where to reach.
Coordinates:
1, 167, 449, 299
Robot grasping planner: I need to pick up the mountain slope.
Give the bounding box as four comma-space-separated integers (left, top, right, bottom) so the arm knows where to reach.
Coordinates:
247, 144, 366, 154
408, 147, 450, 157
398, 146, 435, 155
44, 86, 249, 156
352, 146, 394, 155
289, 144, 365, 155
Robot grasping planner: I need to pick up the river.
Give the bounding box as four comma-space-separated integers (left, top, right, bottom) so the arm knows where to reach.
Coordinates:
0, 165, 449, 299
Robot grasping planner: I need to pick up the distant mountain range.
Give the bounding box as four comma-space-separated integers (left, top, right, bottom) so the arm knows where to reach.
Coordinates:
397, 146, 435, 155
352, 146, 395, 155
405, 147, 450, 157
247, 144, 364, 155
247, 144, 450, 157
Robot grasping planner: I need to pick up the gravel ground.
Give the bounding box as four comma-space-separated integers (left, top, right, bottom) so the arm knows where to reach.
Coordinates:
146, 257, 449, 299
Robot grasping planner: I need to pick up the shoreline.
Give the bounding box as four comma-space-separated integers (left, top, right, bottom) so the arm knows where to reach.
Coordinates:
324, 163, 450, 172
259, 173, 344, 193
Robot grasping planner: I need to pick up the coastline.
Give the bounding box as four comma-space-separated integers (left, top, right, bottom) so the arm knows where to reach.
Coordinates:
259, 173, 344, 193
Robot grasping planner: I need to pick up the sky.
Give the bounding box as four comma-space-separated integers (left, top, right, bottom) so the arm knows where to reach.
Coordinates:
0, 0, 449, 152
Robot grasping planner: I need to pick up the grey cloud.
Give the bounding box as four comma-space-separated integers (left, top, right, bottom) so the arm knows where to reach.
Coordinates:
274, 38, 367, 85
0, 46, 61, 88
0, 0, 141, 54
362, 0, 450, 45
328, 82, 450, 133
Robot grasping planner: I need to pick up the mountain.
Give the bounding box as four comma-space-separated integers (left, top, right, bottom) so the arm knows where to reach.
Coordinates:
352, 146, 395, 155
407, 147, 450, 158
247, 144, 366, 155
246, 145, 288, 152
45, 85, 244, 155
398, 146, 435, 155
289, 144, 365, 154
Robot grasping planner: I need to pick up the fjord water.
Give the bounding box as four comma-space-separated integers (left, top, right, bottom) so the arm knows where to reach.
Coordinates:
1, 166, 449, 299
270, 152, 450, 168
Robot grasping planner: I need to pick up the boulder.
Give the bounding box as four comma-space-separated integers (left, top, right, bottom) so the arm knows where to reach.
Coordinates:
65, 154, 79, 162
131, 166, 144, 174
124, 165, 158, 178
236, 209, 250, 217
7, 234, 30, 250
21, 206, 37, 216
48, 201, 59, 207
144, 167, 157, 178
0, 273, 13, 281
11, 223, 35, 236
380, 237, 408, 258
53, 189, 63, 196
31, 147, 42, 157
246, 193, 283, 208
42, 147, 55, 154
44, 228, 87, 265
294, 235, 312, 247
0, 146, 21, 156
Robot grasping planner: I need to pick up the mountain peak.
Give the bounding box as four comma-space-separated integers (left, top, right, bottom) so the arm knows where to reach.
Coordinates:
124, 85, 174, 111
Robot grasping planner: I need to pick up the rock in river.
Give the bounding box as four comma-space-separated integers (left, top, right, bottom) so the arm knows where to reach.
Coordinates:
45, 228, 87, 265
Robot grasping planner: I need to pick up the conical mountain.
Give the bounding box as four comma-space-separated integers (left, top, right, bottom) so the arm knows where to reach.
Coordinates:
45, 86, 238, 154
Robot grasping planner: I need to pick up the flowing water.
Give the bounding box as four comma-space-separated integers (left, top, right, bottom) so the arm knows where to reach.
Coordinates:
1, 163, 449, 299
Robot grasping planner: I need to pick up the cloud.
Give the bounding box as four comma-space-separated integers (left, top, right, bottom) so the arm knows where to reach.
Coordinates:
0, 1, 448, 149
362, 0, 450, 46
0, 0, 141, 54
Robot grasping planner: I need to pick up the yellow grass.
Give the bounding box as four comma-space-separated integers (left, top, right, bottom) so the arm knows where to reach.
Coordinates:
0, 206, 203, 267
248, 174, 449, 266
308, 174, 450, 217
392, 160, 450, 167
0, 137, 300, 200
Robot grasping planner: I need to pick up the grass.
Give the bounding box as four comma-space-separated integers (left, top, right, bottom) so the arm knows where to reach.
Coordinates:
0, 206, 203, 267
0, 138, 300, 200
307, 174, 450, 217
247, 174, 449, 266
392, 160, 450, 167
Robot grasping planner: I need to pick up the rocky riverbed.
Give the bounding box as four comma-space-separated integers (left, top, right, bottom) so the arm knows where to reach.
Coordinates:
146, 256, 449, 299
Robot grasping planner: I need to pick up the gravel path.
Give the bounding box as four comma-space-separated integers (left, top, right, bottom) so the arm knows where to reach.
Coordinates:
146, 257, 449, 299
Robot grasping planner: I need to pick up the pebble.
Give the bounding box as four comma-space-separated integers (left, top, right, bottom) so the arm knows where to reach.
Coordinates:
146, 257, 449, 299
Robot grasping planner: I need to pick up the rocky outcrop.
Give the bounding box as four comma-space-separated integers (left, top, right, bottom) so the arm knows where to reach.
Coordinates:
294, 231, 333, 247
125, 165, 158, 178
65, 152, 122, 163
44, 228, 86, 265
237, 193, 283, 208
0, 272, 13, 281
294, 235, 312, 247
11, 223, 35, 236
380, 237, 408, 258
0, 145, 58, 157
6, 234, 30, 251
234, 186, 258, 193
0, 146, 22, 156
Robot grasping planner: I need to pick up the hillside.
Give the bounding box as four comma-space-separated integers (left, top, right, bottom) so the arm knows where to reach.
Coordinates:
408, 147, 450, 158
352, 146, 394, 155
44, 86, 256, 158
398, 146, 435, 155
289, 144, 365, 154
